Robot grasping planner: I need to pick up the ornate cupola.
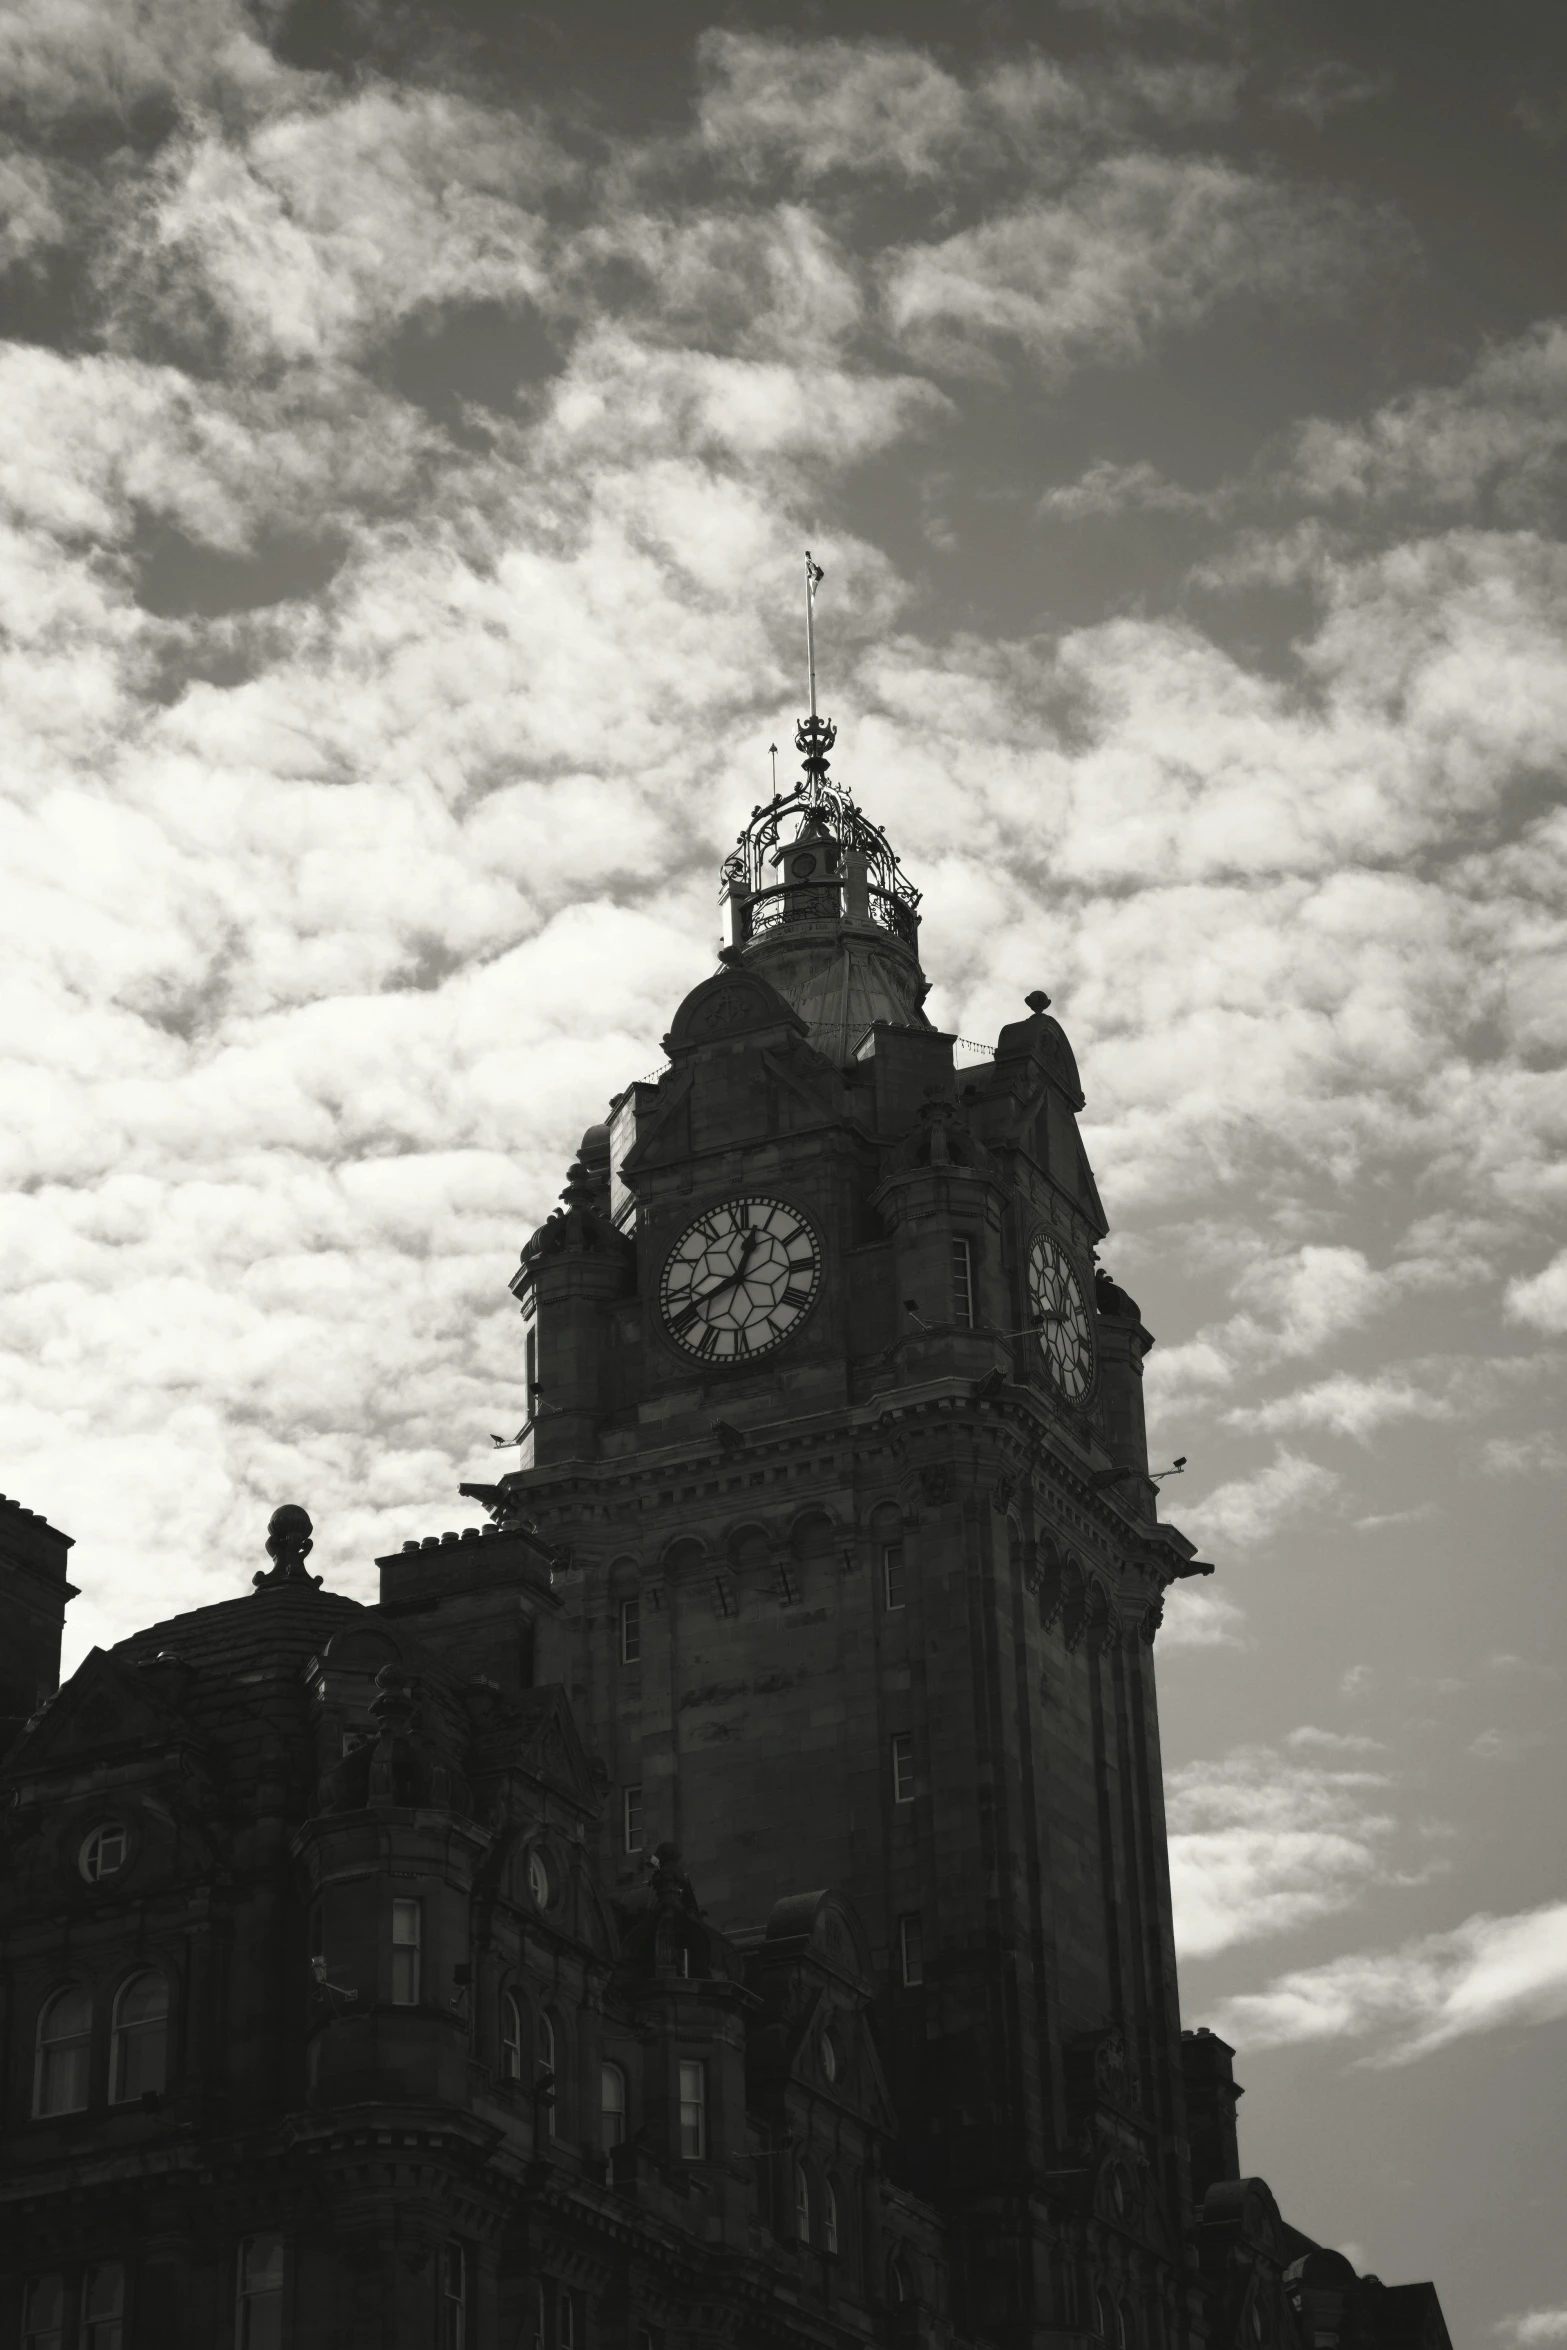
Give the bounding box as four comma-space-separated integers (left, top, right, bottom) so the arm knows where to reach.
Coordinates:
719, 712, 929, 1065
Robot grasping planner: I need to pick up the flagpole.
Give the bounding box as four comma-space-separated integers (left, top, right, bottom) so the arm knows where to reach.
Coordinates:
805, 549, 819, 718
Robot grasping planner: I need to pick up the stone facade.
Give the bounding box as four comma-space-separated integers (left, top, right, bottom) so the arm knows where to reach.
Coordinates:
0, 733, 1451, 2350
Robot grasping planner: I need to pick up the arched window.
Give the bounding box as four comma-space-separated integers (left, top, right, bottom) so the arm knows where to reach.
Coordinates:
34, 1986, 91, 2117
538, 2011, 558, 2136
500, 1991, 524, 2082
794, 2165, 811, 2244
601, 2061, 627, 2151
823, 2177, 840, 2257
110, 1971, 168, 2104
887, 2252, 910, 2306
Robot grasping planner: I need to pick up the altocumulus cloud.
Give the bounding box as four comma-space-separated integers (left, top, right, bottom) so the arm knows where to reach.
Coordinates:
1166, 1744, 1396, 1960
0, 4, 1564, 1695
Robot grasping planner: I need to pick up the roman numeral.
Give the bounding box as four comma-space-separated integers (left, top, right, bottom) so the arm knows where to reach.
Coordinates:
783, 1284, 812, 1309
670, 1302, 701, 1335
693, 1325, 720, 1359
731, 1326, 753, 1357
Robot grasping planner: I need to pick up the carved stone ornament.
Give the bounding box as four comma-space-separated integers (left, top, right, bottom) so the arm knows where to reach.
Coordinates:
252, 1502, 323, 1591
918, 1462, 955, 1506
992, 1471, 1018, 1514
1140, 1596, 1164, 1644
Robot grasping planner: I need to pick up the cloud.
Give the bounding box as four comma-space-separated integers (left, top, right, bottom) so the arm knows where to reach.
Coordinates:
885, 157, 1398, 385
1167, 1744, 1395, 1960
0, 0, 307, 127
1039, 458, 1214, 521
1280, 323, 1567, 530
1505, 1248, 1567, 1333
697, 33, 972, 182
1481, 1432, 1567, 1477
1497, 2313, 1567, 2348
1225, 1370, 1455, 1442
1286, 1727, 1385, 1754
1202, 1900, 1567, 2063
1160, 1585, 1249, 1649
1180, 1447, 1339, 1549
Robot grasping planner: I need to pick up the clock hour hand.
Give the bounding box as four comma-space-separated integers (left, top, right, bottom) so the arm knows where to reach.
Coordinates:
670, 1229, 760, 1328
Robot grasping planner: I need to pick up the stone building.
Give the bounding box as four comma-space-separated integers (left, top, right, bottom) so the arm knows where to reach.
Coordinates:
0, 718, 1451, 2350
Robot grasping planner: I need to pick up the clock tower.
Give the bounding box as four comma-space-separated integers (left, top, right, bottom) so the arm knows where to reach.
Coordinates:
480, 708, 1212, 2348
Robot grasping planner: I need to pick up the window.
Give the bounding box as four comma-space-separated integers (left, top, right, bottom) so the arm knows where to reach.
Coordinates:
524, 1322, 538, 1424
22, 2274, 63, 2350
526, 1849, 551, 1909
776, 1563, 798, 1605
501, 1991, 524, 2082
891, 1732, 915, 1804
888, 2253, 910, 2306
441, 2244, 466, 2350
951, 1235, 975, 1328
824, 2178, 840, 2257
236, 2236, 284, 2350
794, 2165, 811, 2244
82, 2263, 124, 2350
557, 2291, 576, 2350
111, 1971, 168, 2104
79, 1824, 126, 1884
881, 1543, 905, 1611
898, 1913, 924, 1988
538, 2012, 558, 2136
600, 2061, 627, 2151
623, 1784, 644, 1855
34, 1985, 91, 2117
390, 1898, 421, 2006
820, 2029, 838, 2085
677, 2058, 706, 2160
619, 1595, 641, 1666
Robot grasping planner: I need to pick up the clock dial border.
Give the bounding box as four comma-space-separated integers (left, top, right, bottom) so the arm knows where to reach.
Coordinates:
658, 1194, 824, 1366
1026, 1228, 1096, 1402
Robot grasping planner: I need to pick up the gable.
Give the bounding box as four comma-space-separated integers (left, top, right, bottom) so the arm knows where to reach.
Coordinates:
2, 1648, 191, 1778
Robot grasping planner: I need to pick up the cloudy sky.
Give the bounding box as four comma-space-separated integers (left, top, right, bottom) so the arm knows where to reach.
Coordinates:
3, 0, 1566, 2335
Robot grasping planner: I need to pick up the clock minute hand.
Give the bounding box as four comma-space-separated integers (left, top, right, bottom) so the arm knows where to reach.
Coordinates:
673, 1230, 761, 1324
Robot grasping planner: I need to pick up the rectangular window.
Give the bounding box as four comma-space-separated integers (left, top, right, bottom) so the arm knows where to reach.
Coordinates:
391, 1898, 421, 2006
623, 1785, 644, 1855
881, 1542, 905, 1611
898, 1913, 924, 1988
22, 2275, 64, 2350
236, 2236, 284, 2350
891, 1733, 915, 1804
557, 2291, 576, 2350
619, 1595, 641, 1666
951, 1236, 975, 1328
524, 1322, 538, 1423
441, 2244, 466, 2350
776, 1563, 798, 1605
677, 2058, 706, 2160
82, 2263, 125, 2350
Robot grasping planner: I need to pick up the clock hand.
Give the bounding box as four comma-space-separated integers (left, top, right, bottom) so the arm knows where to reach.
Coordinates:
672, 1230, 763, 1324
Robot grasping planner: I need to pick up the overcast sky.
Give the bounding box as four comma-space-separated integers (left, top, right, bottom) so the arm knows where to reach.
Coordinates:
3, 0, 1566, 2337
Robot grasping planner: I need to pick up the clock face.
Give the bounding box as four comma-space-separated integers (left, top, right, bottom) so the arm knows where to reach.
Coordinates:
1026, 1230, 1095, 1400
660, 1196, 822, 1363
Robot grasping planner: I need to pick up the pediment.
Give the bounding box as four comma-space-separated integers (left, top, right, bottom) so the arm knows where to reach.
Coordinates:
664, 966, 806, 1056
2, 1649, 195, 1779
791, 1988, 899, 2136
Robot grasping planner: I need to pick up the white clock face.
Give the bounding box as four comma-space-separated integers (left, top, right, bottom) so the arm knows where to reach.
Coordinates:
660, 1196, 822, 1363
1026, 1230, 1095, 1400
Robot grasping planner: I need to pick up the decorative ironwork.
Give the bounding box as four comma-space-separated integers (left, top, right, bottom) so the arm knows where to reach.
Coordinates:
721, 711, 921, 932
